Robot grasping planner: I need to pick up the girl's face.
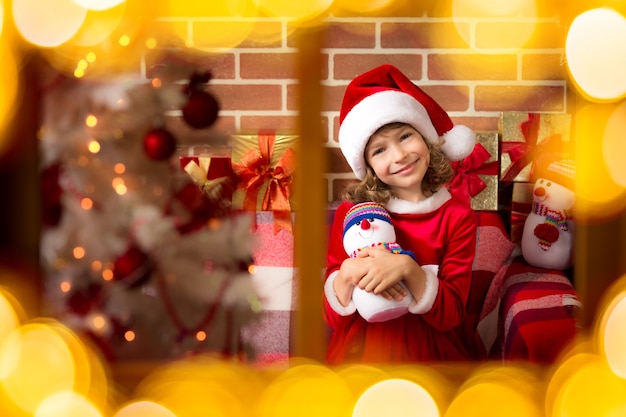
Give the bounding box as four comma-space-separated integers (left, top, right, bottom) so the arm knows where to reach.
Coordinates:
364, 124, 430, 202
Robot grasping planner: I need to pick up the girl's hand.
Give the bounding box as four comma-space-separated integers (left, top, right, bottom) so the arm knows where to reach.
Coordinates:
356, 247, 415, 298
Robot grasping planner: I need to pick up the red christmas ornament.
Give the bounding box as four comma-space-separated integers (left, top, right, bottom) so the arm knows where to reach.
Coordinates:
182, 72, 220, 129
113, 245, 154, 288
143, 128, 176, 161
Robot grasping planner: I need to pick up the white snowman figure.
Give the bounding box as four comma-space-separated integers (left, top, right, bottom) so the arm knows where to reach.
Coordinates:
342, 202, 414, 322
521, 160, 575, 270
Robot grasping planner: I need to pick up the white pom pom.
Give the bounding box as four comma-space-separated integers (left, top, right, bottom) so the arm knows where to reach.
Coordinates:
440, 125, 476, 162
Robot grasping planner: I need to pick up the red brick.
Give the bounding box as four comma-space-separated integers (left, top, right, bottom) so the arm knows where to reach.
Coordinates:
522, 54, 568, 80
303, 22, 376, 49
421, 85, 470, 112
452, 116, 500, 132
475, 85, 566, 112
240, 116, 300, 131
147, 52, 235, 80
286, 84, 346, 113
212, 84, 282, 111
381, 22, 471, 49
333, 55, 423, 80
237, 21, 284, 48
429, 54, 517, 81
240, 53, 299, 79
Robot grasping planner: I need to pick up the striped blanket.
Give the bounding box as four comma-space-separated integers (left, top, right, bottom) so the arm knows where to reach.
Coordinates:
477, 254, 582, 362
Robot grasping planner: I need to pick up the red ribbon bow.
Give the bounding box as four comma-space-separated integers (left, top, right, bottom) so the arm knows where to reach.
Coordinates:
501, 113, 564, 183
450, 143, 499, 206
232, 130, 296, 233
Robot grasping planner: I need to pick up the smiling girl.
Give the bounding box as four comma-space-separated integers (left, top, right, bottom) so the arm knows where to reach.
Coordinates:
323, 64, 478, 364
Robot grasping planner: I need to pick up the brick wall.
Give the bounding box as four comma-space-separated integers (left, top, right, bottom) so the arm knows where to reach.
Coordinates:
148, 9, 574, 203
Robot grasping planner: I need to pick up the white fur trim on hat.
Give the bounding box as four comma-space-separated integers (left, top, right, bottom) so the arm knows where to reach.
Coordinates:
339, 90, 438, 179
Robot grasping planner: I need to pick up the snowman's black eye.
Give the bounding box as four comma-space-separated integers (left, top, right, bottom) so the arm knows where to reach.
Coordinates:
369, 217, 375, 222
546, 182, 552, 187
355, 221, 361, 226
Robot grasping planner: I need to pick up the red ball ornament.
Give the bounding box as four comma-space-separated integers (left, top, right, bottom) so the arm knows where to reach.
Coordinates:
113, 245, 154, 288
143, 128, 176, 161
181, 71, 220, 129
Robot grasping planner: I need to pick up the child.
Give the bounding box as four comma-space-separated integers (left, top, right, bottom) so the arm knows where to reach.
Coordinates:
324, 64, 478, 364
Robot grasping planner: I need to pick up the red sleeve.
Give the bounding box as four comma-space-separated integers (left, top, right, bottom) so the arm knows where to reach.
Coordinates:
323, 201, 356, 329
421, 204, 477, 331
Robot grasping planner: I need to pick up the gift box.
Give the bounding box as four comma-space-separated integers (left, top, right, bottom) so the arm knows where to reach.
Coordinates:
450, 131, 500, 211
241, 211, 298, 364
499, 112, 572, 183
231, 130, 297, 234
509, 182, 534, 244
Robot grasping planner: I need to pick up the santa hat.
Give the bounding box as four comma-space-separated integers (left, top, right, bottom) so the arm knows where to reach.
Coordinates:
542, 159, 576, 191
343, 202, 391, 237
338, 64, 476, 179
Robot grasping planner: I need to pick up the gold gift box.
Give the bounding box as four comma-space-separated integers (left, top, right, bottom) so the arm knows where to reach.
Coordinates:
231, 131, 298, 212
471, 132, 499, 211
499, 112, 572, 183
510, 182, 534, 244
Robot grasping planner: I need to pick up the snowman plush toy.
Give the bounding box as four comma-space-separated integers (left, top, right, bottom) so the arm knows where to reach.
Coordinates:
521, 159, 576, 270
342, 202, 416, 322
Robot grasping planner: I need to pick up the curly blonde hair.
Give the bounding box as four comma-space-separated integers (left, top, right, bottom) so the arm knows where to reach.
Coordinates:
341, 122, 455, 204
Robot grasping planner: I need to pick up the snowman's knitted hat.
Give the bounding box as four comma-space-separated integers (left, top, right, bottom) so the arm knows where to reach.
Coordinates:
543, 159, 576, 191
338, 64, 476, 179
343, 202, 391, 237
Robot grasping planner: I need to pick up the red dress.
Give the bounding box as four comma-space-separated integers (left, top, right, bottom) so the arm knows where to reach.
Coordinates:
323, 188, 477, 365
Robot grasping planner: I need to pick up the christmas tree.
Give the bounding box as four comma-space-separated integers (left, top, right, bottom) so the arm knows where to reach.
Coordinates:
38, 65, 261, 361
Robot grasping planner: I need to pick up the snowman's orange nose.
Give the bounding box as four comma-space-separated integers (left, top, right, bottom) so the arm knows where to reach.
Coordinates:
360, 219, 371, 230
534, 187, 545, 197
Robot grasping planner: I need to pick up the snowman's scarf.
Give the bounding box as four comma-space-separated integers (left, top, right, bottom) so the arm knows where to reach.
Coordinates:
350, 242, 416, 261
531, 201, 572, 251
532, 201, 571, 231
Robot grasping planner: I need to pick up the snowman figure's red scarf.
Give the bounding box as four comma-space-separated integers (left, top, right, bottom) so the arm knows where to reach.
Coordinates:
532, 201, 572, 231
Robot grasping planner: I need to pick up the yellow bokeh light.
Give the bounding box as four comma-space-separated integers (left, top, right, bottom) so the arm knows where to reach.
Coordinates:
113, 401, 176, 417
0, 40, 19, 153
595, 275, 626, 379
114, 163, 126, 174
88, 140, 101, 153
334, 0, 396, 15
60, 281, 72, 292
69, 5, 125, 46
102, 268, 114, 281
118, 34, 130, 46
573, 103, 626, 221
353, 378, 439, 417
0, 290, 22, 348
452, 0, 537, 51
603, 100, 626, 187
72, 0, 125, 11
260, 363, 353, 417
257, 0, 333, 22
81, 197, 94, 210
0, 323, 77, 413
446, 364, 542, 417
551, 353, 626, 417
12, 0, 87, 47
34, 390, 103, 417
73, 246, 86, 259
566, 8, 626, 102
86, 115, 98, 127
167, 1, 259, 51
